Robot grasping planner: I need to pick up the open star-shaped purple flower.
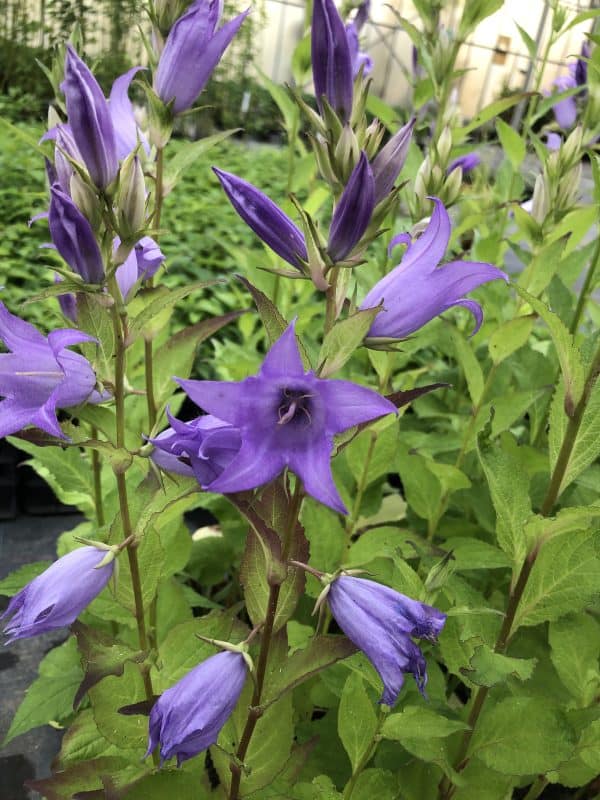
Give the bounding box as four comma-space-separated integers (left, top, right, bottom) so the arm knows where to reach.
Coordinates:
0, 302, 98, 439
177, 322, 396, 513
360, 197, 507, 341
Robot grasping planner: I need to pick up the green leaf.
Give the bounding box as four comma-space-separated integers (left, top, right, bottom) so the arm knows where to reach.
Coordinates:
512, 529, 600, 631
0, 561, 51, 596
382, 706, 469, 741
8, 437, 95, 516
348, 769, 399, 800
462, 644, 536, 687
153, 309, 244, 404
318, 306, 381, 377
258, 69, 299, 138
27, 757, 132, 800
365, 94, 400, 133
469, 697, 576, 775
77, 293, 115, 381
549, 614, 600, 707
127, 280, 217, 340
4, 637, 84, 745
164, 129, 239, 188
89, 661, 149, 751
302, 499, 346, 572
488, 316, 534, 364
495, 119, 526, 169
514, 285, 584, 414
123, 767, 213, 800
337, 673, 378, 772
345, 417, 399, 487
55, 708, 133, 767
441, 538, 511, 571
515, 22, 537, 59
263, 635, 357, 710
396, 445, 442, 522
477, 435, 532, 568
450, 328, 484, 404
453, 94, 529, 143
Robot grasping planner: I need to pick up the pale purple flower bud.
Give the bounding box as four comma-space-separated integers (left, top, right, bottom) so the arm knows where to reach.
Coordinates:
151, 410, 241, 485
0, 302, 98, 439
177, 321, 396, 513
372, 118, 415, 204
213, 168, 307, 268
327, 575, 446, 705
447, 152, 481, 175
346, 22, 372, 79
48, 184, 105, 284
114, 236, 165, 301
146, 651, 247, 765
354, 0, 370, 32
312, 0, 354, 121
546, 132, 562, 151
574, 40, 591, 88
2, 546, 113, 642
360, 198, 507, 340
154, 0, 249, 114
61, 46, 118, 189
328, 151, 375, 262
552, 74, 578, 130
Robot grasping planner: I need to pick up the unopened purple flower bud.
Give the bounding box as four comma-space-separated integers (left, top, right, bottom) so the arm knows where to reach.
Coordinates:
54, 274, 78, 322
116, 153, 146, 238
0, 302, 98, 439
151, 411, 241, 485
2, 546, 114, 642
213, 167, 308, 268
552, 74, 578, 130
575, 40, 591, 88
154, 0, 249, 114
447, 152, 481, 175
546, 131, 562, 151
372, 118, 415, 204
49, 184, 105, 284
354, 0, 370, 31
346, 22, 373, 78
328, 151, 375, 262
327, 575, 446, 705
114, 236, 165, 300
312, 0, 354, 121
62, 46, 118, 190
146, 650, 248, 765
360, 198, 507, 340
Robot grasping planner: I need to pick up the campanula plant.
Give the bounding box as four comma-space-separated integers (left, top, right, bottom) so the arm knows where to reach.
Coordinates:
2, 1, 600, 799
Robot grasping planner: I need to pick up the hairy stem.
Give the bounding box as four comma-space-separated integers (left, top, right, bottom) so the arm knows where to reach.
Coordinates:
228, 482, 304, 800
90, 426, 105, 527
439, 338, 600, 799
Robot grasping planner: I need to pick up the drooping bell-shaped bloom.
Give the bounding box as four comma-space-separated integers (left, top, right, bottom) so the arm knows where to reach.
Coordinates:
62, 45, 118, 190
551, 73, 578, 130
177, 322, 396, 513
154, 0, 249, 114
2, 547, 114, 642
146, 650, 248, 765
48, 184, 104, 284
150, 410, 241, 485
114, 236, 165, 301
326, 575, 446, 705
312, 0, 354, 121
0, 302, 98, 439
345, 22, 373, 78
371, 118, 415, 204
328, 151, 375, 262
447, 152, 481, 175
213, 168, 308, 269
360, 198, 507, 341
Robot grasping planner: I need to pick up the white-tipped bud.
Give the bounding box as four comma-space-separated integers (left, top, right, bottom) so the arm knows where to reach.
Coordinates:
560, 125, 583, 171
531, 173, 550, 224
334, 124, 360, 183
70, 172, 101, 229
437, 126, 453, 165
444, 165, 463, 203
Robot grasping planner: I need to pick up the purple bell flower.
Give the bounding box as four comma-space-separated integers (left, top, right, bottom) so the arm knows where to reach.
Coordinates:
177, 322, 396, 513
48, 184, 104, 284
2, 546, 114, 642
0, 302, 98, 439
213, 168, 308, 269
154, 0, 249, 114
346, 22, 373, 78
150, 410, 241, 485
371, 118, 415, 204
327, 575, 446, 705
114, 236, 165, 300
360, 198, 507, 341
62, 46, 118, 190
312, 0, 354, 121
447, 152, 481, 175
328, 151, 375, 262
146, 650, 247, 765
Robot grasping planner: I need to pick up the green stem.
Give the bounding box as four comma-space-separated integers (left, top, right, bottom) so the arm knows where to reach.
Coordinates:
439, 337, 600, 799
522, 19, 555, 137
228, 482, 304, 800
343, 707, 387, 799
345, 430, 377, 542
570, 235, 600, 336
110, 299, 158, 764
522, 777, 549, 800
428, 364, 498, 540
324, 268, 339, 335
91, 426, 105, 527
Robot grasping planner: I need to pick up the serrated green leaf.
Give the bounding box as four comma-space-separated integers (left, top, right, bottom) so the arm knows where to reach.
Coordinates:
127, 280, 217, 340
382, 706, 469, 741
77, 293, 115, 380
462, 644, 536, 687
0, 561, 51, 596
549, 614, 600, 707
318, 306, 381, 377
488, 316, 534, 364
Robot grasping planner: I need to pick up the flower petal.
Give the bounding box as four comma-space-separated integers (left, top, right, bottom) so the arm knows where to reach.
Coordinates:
289, 436, 347, 514
206, 433, 284, 494
176, 377, 250, 426
109, 66, 149, 159
319, 378, 396, 433
260, 322, 305, 378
